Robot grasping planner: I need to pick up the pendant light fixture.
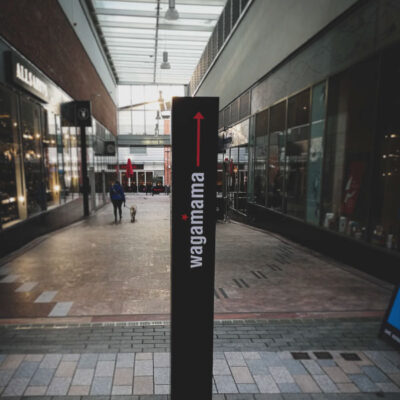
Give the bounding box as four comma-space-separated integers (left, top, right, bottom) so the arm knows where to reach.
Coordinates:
165, 0, 179, 20
160, 51, 171, 69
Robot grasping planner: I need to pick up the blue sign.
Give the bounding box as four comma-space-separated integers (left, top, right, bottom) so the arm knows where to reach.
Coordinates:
381, 286, 400, 349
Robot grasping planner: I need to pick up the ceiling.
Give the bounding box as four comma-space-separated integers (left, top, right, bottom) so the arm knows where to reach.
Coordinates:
89, 0, 226, 85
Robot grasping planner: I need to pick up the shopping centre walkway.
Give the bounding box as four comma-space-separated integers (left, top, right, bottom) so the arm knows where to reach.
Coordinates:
0, 195, 398, 398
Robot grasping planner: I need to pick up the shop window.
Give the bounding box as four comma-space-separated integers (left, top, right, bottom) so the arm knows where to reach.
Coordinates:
373, 44, 400, 252
306, 82, 326, 224
285, 89, 310, 219
322, 57, 378, 240
20, 98, 46, 216
237, 145, 248, 212
267, 101, 286, 211
0, 86, 23, 228
254, 109, 268, 206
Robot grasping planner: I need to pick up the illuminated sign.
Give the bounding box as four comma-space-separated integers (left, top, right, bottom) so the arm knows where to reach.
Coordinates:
171, 97, 218, 400
7, 52, 50, 102
380, 285, 400, 349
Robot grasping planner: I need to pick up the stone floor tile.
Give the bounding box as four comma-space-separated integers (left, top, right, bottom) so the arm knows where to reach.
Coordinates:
0, 275, 19, 283
90, 376, 113, 395
95, 360, 115, 377
365, 351, 399, 374
253, 375, 280, 393
134, 360, 153, 376
376, 382, 400, 392
260, 353, 284, 367
317, 360, 336, 367
34, 291, 58, 303
361, 365, 390, 383
46, 376, 72, 395
0, 371, 14, 387
277, 382, 301, 393
30, 368, 55, 386
114, 368, 134, 386
214, 352, 226, 360
48, 302, 73, 317
242, 352, 261, 360
313, 374, 339, 393
71, 368, 94, 386
14, 361, 39, 379
335, 359, 362, 374
0, 355, 24, 370
349, 374, 379, 392
269, 367, 294, 384
24, 385, 47, 396
214, 359, 232, 376
336, 382, 360, 393
133, 376, 153, 395
231, 366, 254, 384
153, 353, 169, 368
154, 368, 170, 385
237, 383, 259, 393
389, 372, 400, 386
2, 377, 30, 396
78, 354, 98, 369
282, 360, 307, 376
278, 352, 293, 361
135, 353, 152, 360
322, 366, 350, 384
55, 361, 77, 378
25, 355, 44, 362
62, 354, 80, 362
39, 354, 62, 369
215, 375, 238, 393
301, 361, 324, 376
112, 385, 132, 395
99, 353, 117, 361
246, 360, 270, 376
225, 352, 246, 367
155, 384, 170, 394
68, 385, 90, 395
116, 353, 135, 368
15, 282, 38, 292
293, 375, 321, 393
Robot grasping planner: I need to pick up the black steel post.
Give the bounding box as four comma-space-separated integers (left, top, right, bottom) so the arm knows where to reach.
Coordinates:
80, 125, 90, 217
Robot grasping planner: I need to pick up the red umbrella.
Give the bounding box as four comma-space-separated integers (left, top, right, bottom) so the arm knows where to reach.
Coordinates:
126, 158, 134, 178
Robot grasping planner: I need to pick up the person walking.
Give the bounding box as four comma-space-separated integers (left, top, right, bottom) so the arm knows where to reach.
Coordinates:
110, 180, 125, 223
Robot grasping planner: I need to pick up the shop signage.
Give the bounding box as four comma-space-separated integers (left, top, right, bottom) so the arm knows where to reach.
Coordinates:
380, 285, 400, 350
170, 97, 218, 400
61, 101, 92, 127
7, 52, 50, 102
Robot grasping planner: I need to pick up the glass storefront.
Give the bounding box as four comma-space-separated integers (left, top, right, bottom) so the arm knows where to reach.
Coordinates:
224, 44, 400, 255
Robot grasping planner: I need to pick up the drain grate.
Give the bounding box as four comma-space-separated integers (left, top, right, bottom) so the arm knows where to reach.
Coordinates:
314, 351, 333, 360
291, 352, 311, 360
233, 278, 250, 288
341, 353, 361, 361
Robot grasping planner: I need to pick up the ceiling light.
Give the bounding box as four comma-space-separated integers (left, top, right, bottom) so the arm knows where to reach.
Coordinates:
160, 51, 171, 69
165, 0, 179, 20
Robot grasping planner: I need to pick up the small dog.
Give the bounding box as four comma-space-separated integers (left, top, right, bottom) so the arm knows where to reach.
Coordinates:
130, 205, 137, 222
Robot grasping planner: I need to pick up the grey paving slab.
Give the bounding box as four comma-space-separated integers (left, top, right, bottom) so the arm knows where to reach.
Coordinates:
277, 382, 302, 393
231, 366, 254, 384
253, 374, 280, 393
0, 275, 19, 283
116, 353, 135, 368
34, 291, 58, 303
226, 352, 247, 367
214, 359, 232, 376
293, 375, 321, 393
55, 361, 78, 378
237, 383, 259, 393
313, 374, 339, 393
90, 376, 113, 395
134, 360, 153, 376
62, 354, 80, 362
377, 382, 400, 392
246, 360, 270, 375
48, 302, 73, 317
46, 376, 72, 396
0, 371, 14, 387
24, 385, 48, 396
260, 353, 284, 367
154, 368, 170, 385
113, 368, 133, 386
15, 282, 38, 292
39, 354, 62, 369
30, 368, 56, 386
98, 353, 116, 361
154, 384, 170, 394
153, 353, 169, 368
215, 375, 238, 393
242, 352, 261, 360
78, 354, 98, 369
301, 361, 324, 376
71, 368, 94, 386
269, 367, 294, 384
361, 365, 390, 383
95, 361, 115, 377
348, 374, 380, 392
282, 360, 307, 376
133, 376, 153, 395
0, 355, 24, 370
111, 385, 132, 395
2, 377, 29, 396
14, 361, 39, 379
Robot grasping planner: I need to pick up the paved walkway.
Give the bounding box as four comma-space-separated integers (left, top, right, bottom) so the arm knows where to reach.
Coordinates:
0, 195, 393, 323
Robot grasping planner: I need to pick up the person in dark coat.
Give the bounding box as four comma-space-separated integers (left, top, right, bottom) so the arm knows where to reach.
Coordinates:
109, 180, 125, 223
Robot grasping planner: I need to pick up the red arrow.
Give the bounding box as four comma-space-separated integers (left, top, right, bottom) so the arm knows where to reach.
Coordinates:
194, 112, 204, 167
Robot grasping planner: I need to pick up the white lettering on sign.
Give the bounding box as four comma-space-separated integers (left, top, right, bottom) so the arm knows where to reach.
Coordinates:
15, 62, 49, 99
190, 172, 206, 268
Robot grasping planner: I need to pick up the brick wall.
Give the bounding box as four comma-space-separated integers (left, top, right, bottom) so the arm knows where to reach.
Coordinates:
0, 0, 117, 135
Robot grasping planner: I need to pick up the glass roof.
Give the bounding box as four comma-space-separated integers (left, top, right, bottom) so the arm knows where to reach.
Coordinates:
91, 0, 226, 84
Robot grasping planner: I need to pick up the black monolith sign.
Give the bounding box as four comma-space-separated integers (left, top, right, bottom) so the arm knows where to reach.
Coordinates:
171, 97, 219, 400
